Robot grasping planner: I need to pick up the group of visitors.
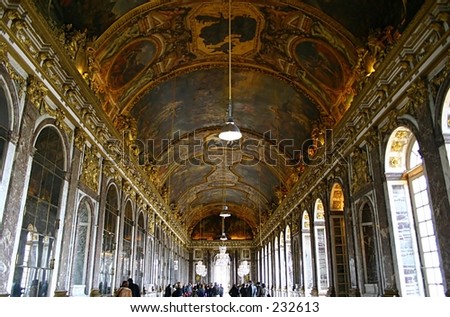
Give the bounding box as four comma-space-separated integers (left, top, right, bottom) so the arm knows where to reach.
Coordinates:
164, 282, 224, 297
228, 281, 268, 297
162, 281, 269, 297
110, 279, 269, 297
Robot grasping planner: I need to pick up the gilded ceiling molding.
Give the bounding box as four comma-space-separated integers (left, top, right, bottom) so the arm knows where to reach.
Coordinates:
379, 117, 399, 144
290, 209, 300, 236
406, 78, 428, 116
190, 239, 253, 250
350, 147, 372, 194
80, 145, 101, 193
26, 75, 48, 114
0, 41, 26, 96
26, 76, 73, 137
430, 50, 450, 97
148, 211, 155, 236
103, 164, 121, 185
74, 128, 86, 150
362, 127, 378, 152
122, 180, 135, 199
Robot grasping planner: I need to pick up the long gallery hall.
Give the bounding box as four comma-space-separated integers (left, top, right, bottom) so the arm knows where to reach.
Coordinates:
0, 0, 450, 298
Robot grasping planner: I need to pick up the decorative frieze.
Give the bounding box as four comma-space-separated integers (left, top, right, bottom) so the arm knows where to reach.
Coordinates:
80, 145, 100, 193
351, 147, 372, 194
0, 41, 26, 96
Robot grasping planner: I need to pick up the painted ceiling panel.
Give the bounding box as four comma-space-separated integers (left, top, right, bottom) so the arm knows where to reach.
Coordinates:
33, 0, 425, 240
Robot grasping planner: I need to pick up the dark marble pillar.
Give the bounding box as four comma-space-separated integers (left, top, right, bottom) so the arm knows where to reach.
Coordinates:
412, 89, 450, 296
308, 208, 319, 297
291, 232, 302, 295
369, 132, 398, 296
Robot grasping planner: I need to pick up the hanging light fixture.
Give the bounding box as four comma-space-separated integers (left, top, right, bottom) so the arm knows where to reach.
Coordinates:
220, 205, 231, 218
219, 211, 229, 241
218, 0, 242, 142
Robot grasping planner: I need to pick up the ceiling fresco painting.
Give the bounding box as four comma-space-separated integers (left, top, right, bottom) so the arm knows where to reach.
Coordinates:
33, 0, 426, 242
190, 2, 263, 56
107, 39, 158, 91
191, 215, 253, 241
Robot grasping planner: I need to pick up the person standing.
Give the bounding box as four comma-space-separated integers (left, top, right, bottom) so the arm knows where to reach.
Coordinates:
128, 278, 141, 297
164, 284, 172, 297
115, 280, 132, 297
229, 284, 239, 297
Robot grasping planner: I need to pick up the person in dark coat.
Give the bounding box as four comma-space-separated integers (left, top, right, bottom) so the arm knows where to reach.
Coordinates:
229, 284, 239, 297
164, 284, 172, 297
128, 278, 141, 297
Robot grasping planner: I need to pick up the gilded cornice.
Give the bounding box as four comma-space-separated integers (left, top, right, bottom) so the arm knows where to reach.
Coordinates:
80, 145, 101, 193
350, 147, 372, 194
430, 50, 450, 97
190, 240, 253, 250
0, 40, 26, 96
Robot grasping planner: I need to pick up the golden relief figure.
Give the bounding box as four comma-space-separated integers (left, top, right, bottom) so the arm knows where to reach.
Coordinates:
351, 147, 372, 193
26, 76, 48, 114
80, 146, 100, 192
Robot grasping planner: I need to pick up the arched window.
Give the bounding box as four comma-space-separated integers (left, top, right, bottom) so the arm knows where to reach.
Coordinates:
302, 210, 313, 296
99, 185, 119, 295
329, 183, 349, 296
385, 127, 444, 296
72, 198, 92, 296
314, 199, 329, 295
121, 200, 133, 282
12, 127, 65, 297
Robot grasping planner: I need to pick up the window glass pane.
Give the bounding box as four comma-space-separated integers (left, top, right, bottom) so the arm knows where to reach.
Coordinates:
416, 206, 426, 222
420, 191, 429, 207
423, 252, 433, 267
409, 141, 422, 168
429, 285, 445, 297
418, 221, 428, 236
426, 221, 434, 237
427, 236, 438, 252
425, 268, 439, 284
414, 192, 423, 207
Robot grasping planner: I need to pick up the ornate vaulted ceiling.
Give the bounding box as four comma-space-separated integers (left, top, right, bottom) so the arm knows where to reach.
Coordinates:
35, 0, 424, 241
